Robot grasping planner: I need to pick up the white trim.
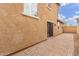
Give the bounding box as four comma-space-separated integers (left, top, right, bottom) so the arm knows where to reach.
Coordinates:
22, 12, 40, 20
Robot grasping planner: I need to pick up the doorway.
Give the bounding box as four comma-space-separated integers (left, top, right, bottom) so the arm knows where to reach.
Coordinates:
47, 22, 53, 37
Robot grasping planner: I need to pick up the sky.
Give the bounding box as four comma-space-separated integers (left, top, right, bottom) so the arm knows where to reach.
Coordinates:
59, 3, 79, 26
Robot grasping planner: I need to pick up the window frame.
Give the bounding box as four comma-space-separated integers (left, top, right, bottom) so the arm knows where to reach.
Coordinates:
47, 3, 51, 10
22, 3, 40, 19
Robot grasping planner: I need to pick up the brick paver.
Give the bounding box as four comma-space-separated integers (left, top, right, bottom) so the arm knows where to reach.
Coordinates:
11, 33, 74, 56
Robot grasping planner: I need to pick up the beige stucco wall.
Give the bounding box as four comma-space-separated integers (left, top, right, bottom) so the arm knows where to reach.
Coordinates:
74, 25, 79, 55
57, 22, 64, 35
39, 4, 59, 36
0, 3, 59, 55
46, 4, 59, 36
77, 26, 79, 34
63, 26, 77, 33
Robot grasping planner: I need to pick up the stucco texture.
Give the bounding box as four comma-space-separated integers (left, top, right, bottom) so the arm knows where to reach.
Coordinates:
0, 3, 60, 55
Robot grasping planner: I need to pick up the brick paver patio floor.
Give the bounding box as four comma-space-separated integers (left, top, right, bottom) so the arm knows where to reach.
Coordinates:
11, 33, 74, 56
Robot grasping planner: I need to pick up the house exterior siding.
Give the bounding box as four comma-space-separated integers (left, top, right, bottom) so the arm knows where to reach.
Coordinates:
57, 21, 64, 35
0, 3, 62, 55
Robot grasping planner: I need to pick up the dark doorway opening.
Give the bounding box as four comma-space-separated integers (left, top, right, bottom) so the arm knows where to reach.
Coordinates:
47, 22, 53, 37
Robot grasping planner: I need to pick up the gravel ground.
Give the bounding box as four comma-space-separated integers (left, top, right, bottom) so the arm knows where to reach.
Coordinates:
11, 33, 74, 56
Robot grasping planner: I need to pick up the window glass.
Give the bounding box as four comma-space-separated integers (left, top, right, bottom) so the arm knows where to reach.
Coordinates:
24, 3, 37, 16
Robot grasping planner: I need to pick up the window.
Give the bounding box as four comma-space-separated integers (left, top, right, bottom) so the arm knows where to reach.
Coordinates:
24, 3, 37, 16
47, 3, 51, 10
